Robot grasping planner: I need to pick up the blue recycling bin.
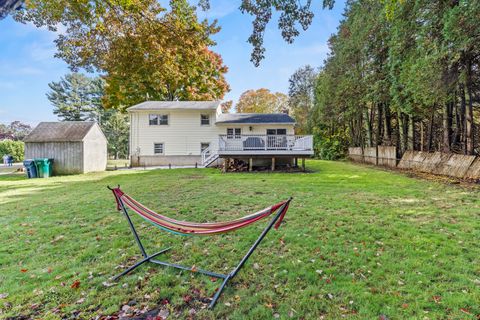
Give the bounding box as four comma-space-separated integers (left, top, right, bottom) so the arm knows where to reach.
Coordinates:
23, 159, 38, 178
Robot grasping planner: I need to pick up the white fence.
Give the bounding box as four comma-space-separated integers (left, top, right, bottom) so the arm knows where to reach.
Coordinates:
218, 135, 313, 152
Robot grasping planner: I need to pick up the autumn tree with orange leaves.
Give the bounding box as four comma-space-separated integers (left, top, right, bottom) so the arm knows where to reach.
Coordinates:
235, 89, 289, 114
16, 0, 229, 110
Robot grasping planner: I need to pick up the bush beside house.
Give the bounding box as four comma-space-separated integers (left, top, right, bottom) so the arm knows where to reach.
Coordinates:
0, 140, 24, 162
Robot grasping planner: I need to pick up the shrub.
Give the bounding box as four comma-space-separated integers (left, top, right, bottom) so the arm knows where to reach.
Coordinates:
0, 140, 25, 162
313, 131, 349, 160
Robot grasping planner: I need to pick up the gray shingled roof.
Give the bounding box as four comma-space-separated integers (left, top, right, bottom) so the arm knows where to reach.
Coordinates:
215, 113, 295, 124
127, 101, 220, 111
24, 122, 97, 142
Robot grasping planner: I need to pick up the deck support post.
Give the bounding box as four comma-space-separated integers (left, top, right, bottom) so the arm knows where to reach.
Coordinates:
302, 158, 305, 171
271, 157, 275, 171
223, 158, 229, 173
294, 157, 298, 167
249, 158, 253, 172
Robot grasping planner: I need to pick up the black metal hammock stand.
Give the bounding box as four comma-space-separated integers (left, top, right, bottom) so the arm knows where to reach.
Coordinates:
108, 185, 292, 309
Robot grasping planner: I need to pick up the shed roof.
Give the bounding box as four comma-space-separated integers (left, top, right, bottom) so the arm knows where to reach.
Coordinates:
24, 122, 99, 143
127, 101, 220, 111
215, 113, 295, 124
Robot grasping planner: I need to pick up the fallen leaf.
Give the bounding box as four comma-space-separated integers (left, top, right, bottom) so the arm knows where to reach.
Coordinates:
70, 280, 81, 289
0, 293, 8, 299
76, 298, 85, 304
51, 235, 65, 244
253, 263, 260, 270
432, 295, 441, 303
102, 281, 114, 287
401, 303, 408, 309
20, 269, 28, 273
191, 265, 197, 272
459, 308, 471, 315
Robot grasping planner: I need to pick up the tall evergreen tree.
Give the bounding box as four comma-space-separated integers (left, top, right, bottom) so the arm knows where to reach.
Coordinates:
311, 0, 480, 158
47, 73, 103, 122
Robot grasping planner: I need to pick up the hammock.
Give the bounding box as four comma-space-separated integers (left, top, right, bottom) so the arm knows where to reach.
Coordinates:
108, 185, 292, 309
111, 187, 289, 235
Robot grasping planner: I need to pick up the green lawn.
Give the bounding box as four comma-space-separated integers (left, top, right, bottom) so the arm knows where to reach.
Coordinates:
0, 161, 479, 319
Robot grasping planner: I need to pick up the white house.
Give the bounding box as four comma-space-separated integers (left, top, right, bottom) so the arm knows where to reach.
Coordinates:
128, 101, 313, 170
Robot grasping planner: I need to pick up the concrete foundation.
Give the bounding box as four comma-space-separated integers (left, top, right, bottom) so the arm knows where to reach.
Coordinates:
131, 155, 203, 167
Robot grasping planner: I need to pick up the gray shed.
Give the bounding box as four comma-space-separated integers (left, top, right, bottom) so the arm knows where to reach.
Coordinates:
24, 122, 107, 175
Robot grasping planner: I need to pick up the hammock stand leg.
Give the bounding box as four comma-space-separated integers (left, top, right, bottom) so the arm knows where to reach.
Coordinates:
112, 190, 291, 310
112, 197, 172, 281
113, 194, 229, 282
208, 199, 291, 309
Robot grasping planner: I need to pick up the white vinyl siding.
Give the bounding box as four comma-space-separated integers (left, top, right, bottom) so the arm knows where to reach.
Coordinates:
130, 109, 219, 156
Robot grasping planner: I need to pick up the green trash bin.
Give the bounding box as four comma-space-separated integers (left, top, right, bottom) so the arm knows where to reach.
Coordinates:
34, 158, 54, 178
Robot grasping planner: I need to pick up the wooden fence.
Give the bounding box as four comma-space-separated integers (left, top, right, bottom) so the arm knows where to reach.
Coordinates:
348, 146, 397, 168
349, 147, 480, 180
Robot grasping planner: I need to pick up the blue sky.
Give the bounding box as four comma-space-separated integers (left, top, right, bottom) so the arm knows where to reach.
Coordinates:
0, 0, 345, 125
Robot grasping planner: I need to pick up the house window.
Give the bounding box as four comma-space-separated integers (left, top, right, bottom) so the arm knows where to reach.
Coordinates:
200, 114, 210, 126
267, 129, 287, 135
159, 114, 169, 125
201, 143, 210, 153
149, 114, 158, 125
149, 114, 169, 125
227, 128, 241, 139
154, 143, 164, 154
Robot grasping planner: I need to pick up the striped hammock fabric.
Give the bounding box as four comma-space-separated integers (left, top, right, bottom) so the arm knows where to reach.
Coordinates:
111, 187, 290, 236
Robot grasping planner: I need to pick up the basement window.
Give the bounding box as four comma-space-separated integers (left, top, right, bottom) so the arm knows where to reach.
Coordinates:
201, 143, 210, 153
154, 143, 164, 154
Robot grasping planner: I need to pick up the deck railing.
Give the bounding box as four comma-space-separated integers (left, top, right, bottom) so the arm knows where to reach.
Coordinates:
217, 134, 313, 152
